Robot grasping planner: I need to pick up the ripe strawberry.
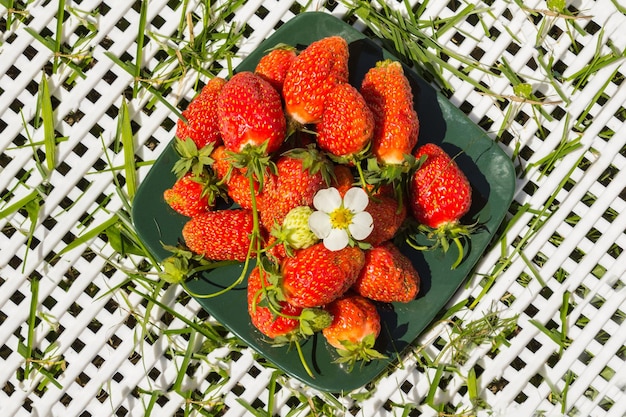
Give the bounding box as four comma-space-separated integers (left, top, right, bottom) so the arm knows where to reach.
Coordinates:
182, 209, 256, 261
163, 173, 213, 217
322, 293, 386, 369
176, 77, 226, 148
281, 243, 365, 308
259, 149, 330, 229
247, 266, 303, 339
207, 144, 263, 209
361, 60, 419, 164
363, 195, 407, 246
209, 145, 231, 180
331, 164, 355, 196
353, 242, 420, 303
409, 143, 471, 228
283, 36, 349, 124
408, 143, 473, 269
316, 83, 374, 159
217, 71, 286, 154
254, 45, 297, 93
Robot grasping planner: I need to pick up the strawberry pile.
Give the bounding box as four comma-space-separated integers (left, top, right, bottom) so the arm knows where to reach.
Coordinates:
161, 36, 473, 373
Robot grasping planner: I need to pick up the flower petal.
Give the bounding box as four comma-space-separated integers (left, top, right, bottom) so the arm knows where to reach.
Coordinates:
313, 187, 342, 213
348, 211, 374, 240
323, 228, 350, 251
308, 211, 332, 239
343, 187, 369, 212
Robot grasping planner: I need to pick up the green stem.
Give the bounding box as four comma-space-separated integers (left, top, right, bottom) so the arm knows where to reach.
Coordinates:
451, 237, 464, 270
294, 339, 314, 378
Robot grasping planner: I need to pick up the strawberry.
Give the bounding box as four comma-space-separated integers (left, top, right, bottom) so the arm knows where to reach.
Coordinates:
182, 209, 257, 261
283, 36, 349, 124
217, 71, 286, 154
316, 83, 374, 159
353, 242, 420, 303
331, 164, 355, 196
360, 60, 419, 165
163, 173, 213, 217
176, 77, 226, 149
259, 149, 331, 229
269, 205, 318, 258
247, 266, 303, 339
254, 45, 297, 93
281, 243, 365, 308
363, 194, 407, 246
409, 143, 471, 228
321, 293, 386, 369
209, 145, 232, 180
408, 143, 473, 268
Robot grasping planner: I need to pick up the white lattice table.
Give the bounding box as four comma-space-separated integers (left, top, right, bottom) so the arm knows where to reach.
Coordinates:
1, 1, 626, 416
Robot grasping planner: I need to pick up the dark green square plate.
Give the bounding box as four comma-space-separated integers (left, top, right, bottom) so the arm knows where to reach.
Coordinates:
132, 12, 515, 392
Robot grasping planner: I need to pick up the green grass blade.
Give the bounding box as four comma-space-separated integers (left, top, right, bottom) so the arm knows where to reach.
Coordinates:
24, 277, 40, 379
39, 73, 57, 174
529, 319, 563, 347
0, 190, 39, 219
467, 366, 478, 405
54, 215, 118, 258
172, 329, 196, 392
118, 97, 137, 200
426, 364, 444, 408
53, 0, 65, 73
134, 0, 148, 97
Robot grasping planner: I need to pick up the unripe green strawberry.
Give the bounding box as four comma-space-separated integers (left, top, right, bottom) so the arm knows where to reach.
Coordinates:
276, 206, 318, 249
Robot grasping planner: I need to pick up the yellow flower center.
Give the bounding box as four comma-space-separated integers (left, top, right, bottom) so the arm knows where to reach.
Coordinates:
329, 207, 353, 229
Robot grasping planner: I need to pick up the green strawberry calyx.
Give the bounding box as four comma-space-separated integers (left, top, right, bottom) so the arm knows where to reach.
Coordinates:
333, 333, 387, 372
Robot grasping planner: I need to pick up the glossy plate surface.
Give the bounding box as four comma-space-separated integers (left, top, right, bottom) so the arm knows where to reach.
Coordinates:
132, 12, 516, 392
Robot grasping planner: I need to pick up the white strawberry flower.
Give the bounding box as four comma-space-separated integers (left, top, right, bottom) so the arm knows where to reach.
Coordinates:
308, 187, 374, 251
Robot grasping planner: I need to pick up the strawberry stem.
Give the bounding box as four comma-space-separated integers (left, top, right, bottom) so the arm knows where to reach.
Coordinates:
451, 236, 464, 270
293, 338, 314, 379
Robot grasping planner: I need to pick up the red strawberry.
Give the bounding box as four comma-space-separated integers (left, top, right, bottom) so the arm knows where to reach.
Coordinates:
408, 143, 473, 269
363, 194, 407, 246
176, 77, 226, 148
217, 71, 286, 154
208, 144, 263, 209
321, 293, 385, 369
163, 173, 213, 217
247, 266, 302, 339
316, 83, 374, 159
210, 145, 232, 180
259, 149, 330, 229
254, 45, 297, 93
182, 209, 257, 261
361, 60, 419, 164
409, 143, 471, 228
353, 242, 420, 303
283, 36, 349, 124
331, 164, 355, 197
281, 243, 365, 308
